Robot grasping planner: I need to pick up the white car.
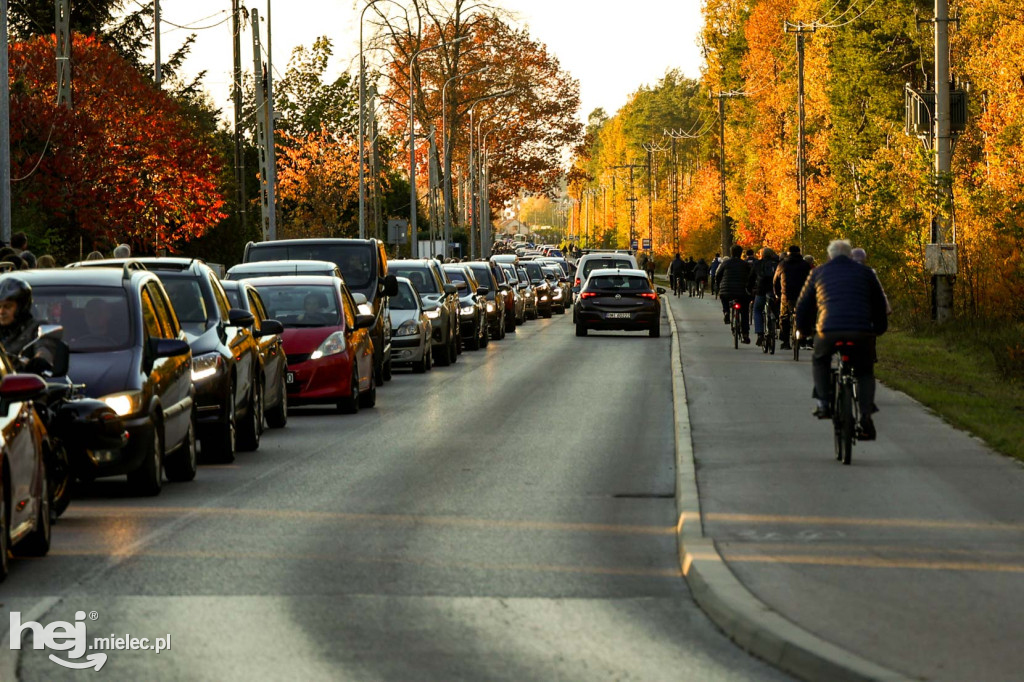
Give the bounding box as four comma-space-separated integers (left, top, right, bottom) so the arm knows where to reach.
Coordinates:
225, 260, 342, 281
572, 252, 639, 294
387, 277, 433, 373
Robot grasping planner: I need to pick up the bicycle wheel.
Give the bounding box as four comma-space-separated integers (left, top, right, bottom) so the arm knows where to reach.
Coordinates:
838, 381, 855, 465
792, 320, 800, 361
732, 313, 740, 349
768, 321, 777, 355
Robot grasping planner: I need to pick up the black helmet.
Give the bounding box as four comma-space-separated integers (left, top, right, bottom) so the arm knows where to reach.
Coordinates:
0, 276, 32, 322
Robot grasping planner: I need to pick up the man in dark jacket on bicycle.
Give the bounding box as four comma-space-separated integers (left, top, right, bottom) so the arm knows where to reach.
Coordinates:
668, 254, 685, 294
774, 245, 812, 350
715, 244, 754, 343
795, 240, 888, 439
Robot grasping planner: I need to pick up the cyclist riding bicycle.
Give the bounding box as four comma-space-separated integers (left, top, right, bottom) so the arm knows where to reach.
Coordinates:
795, 240, 888, 440
709, 253, 722, 296
774, 244, 812, 351
693, 258, 709, 296
715, 244, 754, 344
668, 253, 685, 294
751, 247, 780, 347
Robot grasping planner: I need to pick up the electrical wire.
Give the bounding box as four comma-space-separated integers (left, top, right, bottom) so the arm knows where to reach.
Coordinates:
12, 122, 56, 183
162, 12, 231, 31
813, 0, 880, 29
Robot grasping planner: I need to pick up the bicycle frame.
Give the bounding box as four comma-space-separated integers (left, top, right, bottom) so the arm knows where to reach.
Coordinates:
830, 341, 860, 465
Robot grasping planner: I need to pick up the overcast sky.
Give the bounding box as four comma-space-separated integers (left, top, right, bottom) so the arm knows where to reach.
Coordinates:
163, 0, 705, 122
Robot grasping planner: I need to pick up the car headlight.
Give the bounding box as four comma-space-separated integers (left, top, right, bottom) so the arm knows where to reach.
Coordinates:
102, 391, 144, 417
310, 331, 346, 360
540, 295, 549, 301
191, 352, 222, 382
460, 305, 476, 315
395, 320, 420, 337
486, 302, 495, 313
424, 308, 441, 319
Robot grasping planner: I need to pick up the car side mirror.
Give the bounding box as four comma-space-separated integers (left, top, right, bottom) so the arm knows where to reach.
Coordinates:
559, 277, 569, 283
476, 286, 489, 296
354, 314, 376, 330
228, 308, 255, 328
443, 283, 458, 295
656, 287, 667, 295
152, 338, 191, 359
258, 319, 284, 337
499, 284, 510, 292
383, 274, 399, 297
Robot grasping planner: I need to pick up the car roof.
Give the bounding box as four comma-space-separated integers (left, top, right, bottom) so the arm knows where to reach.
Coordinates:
15, 267, 151, 288
244, 275, 342, 287
587, 268, 649, 278
228, 260, 338, 272
248, 238, 378, 246
389, 259, 434, 267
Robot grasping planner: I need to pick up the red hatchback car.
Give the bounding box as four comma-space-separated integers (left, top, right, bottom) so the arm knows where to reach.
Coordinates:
248, 276, 377, 413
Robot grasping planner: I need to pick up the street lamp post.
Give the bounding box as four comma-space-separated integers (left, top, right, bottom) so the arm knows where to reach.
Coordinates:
409, 36, 469, 258
442, 66, 487, 256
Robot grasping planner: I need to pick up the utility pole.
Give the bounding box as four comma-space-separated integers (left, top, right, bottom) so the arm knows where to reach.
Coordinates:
672, 138, 679, 253
265, 0, 277, 240
55, 0, 71, 107
610, 164, 643, 250
251, 9, 275, 241
785, 22, 815, 250
153, 0, 162, 85
713, 92, 742, 255
231, 0, 246, 232
642, 139, 670, 250
933, 0, 954, 321
0, 0, 10, 244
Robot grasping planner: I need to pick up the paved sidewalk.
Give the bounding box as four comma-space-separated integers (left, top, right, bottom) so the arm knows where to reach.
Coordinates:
668, 293, 1024, 682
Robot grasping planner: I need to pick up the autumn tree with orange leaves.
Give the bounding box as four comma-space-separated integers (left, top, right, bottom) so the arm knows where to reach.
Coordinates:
10, 34, 226, 257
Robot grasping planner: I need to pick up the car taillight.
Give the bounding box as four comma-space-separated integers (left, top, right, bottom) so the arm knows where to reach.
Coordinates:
580, 292, 598, 299
639, 292, 657, 299
574, 278, 580, 287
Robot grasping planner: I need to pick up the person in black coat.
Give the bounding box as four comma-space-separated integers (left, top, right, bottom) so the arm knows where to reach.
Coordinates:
774, 245, 812, 350
795, 240, 889, 439
714, 244, 754, 343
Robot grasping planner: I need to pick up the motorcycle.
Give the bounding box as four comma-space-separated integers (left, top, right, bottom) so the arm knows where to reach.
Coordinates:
17, 326, 128, 519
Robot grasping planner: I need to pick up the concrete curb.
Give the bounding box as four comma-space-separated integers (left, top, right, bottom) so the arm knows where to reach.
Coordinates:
667, 305, 912, 682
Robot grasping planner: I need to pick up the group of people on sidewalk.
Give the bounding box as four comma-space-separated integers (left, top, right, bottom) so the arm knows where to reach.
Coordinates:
681, 240, 889, 440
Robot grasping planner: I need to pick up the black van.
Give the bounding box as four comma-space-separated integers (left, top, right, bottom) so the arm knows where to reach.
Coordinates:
243, 239, 399, 385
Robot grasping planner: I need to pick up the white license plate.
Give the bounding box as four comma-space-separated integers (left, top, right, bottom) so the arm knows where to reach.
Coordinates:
286, 372, 296, 385
606, 313, 631, 319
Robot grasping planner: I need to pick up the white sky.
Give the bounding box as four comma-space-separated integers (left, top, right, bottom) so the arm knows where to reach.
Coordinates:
162, 0, 705, 122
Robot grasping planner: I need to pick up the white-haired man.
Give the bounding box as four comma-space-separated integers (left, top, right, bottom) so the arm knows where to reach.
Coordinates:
795, 240, 889, 440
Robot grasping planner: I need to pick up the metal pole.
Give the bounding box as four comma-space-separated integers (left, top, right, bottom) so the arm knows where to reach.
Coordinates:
0, 0, 9, 245
796, 32, 806, 249
718, 94, 730, 255
646, 147, 653, 247
265, 0, 277, 240
933, 0, 954, 321
409, 59, 418, 258
468, 106, 476, 259
672, 138, 679, 253
357, 1, 378, 240
232, 0, 246, 230
153, 0, 161, 85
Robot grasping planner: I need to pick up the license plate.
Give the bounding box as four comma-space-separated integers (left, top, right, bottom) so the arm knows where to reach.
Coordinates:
286, 372, 296, 385
607, 312, 631, 319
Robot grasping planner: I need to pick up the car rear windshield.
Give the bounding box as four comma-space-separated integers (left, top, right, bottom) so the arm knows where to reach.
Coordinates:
389, 266, 438, 294
156, 274, 212, 334
467, 266, 496, 298
500, 264, 519, 283
224, 288, 242, 308
252, 284, 341, 328
32, 287, 132, 352
247, 243, 375, 293
391, 283, 419, 311
444, 269, 470, 290
523, 262, 545, 283
587, 275, 650, 292
582, 259, 633, 279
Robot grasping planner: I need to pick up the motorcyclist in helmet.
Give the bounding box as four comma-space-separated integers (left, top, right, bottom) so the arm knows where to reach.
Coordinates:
0, 276, 40, 359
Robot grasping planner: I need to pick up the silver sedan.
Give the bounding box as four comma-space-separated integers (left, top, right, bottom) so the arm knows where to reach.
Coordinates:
388, 277, 433, 373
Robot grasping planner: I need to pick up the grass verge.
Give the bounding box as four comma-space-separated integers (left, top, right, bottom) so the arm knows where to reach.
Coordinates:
876, 324, 1024, 462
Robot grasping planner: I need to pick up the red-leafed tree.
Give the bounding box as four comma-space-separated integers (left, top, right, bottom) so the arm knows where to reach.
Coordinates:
10, 33, 226, 257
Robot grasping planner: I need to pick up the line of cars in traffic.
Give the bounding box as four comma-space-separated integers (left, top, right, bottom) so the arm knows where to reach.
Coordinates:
0, 238, 576, 579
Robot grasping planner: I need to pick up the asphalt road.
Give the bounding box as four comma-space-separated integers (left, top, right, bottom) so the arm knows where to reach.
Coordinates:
1, 312, 787, 681
669, 291, 1024, 682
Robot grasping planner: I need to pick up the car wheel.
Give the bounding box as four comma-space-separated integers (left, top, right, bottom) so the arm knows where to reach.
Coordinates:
47, 444, 73, 520
337, 369, 360, 414
165, 412, 198, 483
425, 343, 434, 371
468, 321, 481, 350
127, 424, 163, 496
358, 372, 377, 408
237, 381, 263, 452
18, 471, 50, 557
575, 320, 588, 337
266, 373, 288, 429
374, 348, 385, 386
413, 354, 428, 373
448, 331, 459, 364
649, 322, 661, 338
201, 384, 236, 464
433, 340, 451, 367
0, 479, 9, 581
481, 321, 490, 348
383, 356, 393, 381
